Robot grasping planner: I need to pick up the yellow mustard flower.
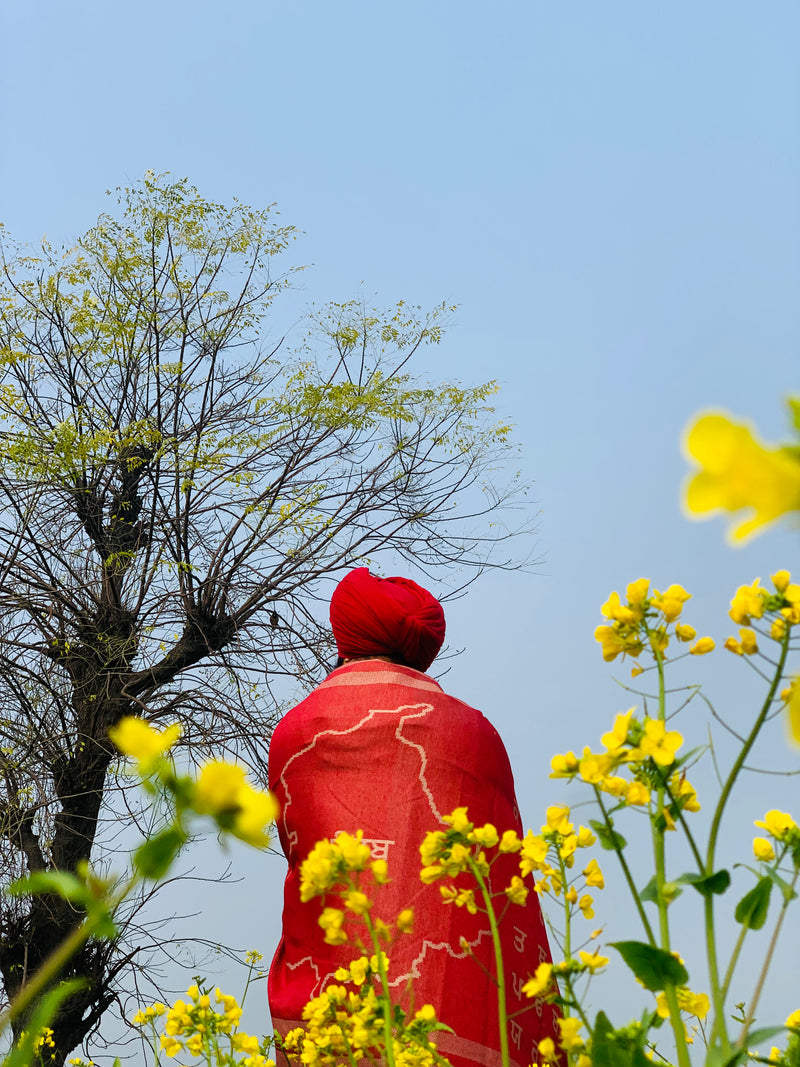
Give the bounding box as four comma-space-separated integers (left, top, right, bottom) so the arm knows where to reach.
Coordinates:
598, 775, 629, 798
683, 413, 800, 542
786, 1009, 800, 1029
669, 773, 701, 813
545, 805, 573, 835
414, 1004, 437, 1024
601, 709, 634, 755
556, 1017, 585, 1053
550, 751, 580, 778
442, 806, 472, 833
420, 864, 446, 884
627, 577, 650, 608
335, 830, 373, 870
578, 950, 609, 972
579, 894, 594, 919
753, 837, 775, 862
344, 889, 372, 916
601, 590, 639, 625
538, 1037, 559, 1064
730, 579, 769, 624
773, 569, 791, 592
396, 908, 414, 933
318, 907, 348, 945
594, 624, 643, 663
469, 823, 499, 847
371, 858, 389, 884
579, 749, 614, 784
498, 829, 523, 853
634, 719, 683, 767
576, 825, 596, 848
160, 1035, 182, 1058
626, 780, 651, 806
690, 636, 715, 655
652, 584, 692, 623
631, 665, 645, 677
419, 830, 447, 866
193, 762, 277, 847
656, 988, 710, 1020
108, 716, 181, 769
675, 623, 697, 642
519, 831, 548, 876
755, 810, 798, 841
583, 858, 605, 888
505, 876, 529, 905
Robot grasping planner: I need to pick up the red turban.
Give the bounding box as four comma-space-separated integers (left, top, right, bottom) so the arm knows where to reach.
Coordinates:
329, 568, 446, 673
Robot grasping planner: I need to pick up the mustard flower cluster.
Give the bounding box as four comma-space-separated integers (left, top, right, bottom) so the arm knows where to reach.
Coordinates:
655, 986, 710, 1046
298, 830, 411, 947
594, 578, 714, 668
517, 805, 603, 912
419, 807, 533, 919
281, 962, 444, 1067
22, 1027, 56, 1064
683, 407, 800, 543
723, 571, 800, 659
550, 709, 699, 829
752, 809, 800, 867
108, 716, 278, 849
131, 984, 273, 1067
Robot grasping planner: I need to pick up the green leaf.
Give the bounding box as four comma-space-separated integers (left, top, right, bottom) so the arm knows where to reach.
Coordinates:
764, 866, 799, 905
734, 877, 773, 930
591, 1011, 634, 1067
589, 819, 627, 852
715, 1029, 788, 1067
3, 979, 86, 1067
7, 870, 91, 906
639, 877, 659, 904
133, 826, 186, 880
609, 940, 689, 991
677, 869, 731, 897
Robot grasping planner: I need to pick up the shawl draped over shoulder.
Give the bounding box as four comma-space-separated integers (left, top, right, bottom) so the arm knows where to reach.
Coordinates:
268, 660, 560, 1067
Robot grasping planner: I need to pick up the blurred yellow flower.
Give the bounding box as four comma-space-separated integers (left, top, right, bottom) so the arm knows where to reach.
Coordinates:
556, 1017, 585, 1053
753, 837, 775, 862
318, 907, 348, 945
578, 950, 609, 972
108, 716, 181, 769
442, 807, 472, 833
787, 676, 800, 748
396, 909, 414, 933
669, 774, 701, 813
689, 637, 715, 655
786, 1009, 800, 1029
627, 578, 651, 607
675, 623, 697, 642
576, 826, 596, 848
773, 570, 792, 593
522, 962, 553, 999
193, 762, 277, 848
683, 412, 800, 542
160, 1035, 182, 1058
626, 781, 651, 806
538, 1037, 559, 1064
469, 823, 499, 847
579, 894, 594, 919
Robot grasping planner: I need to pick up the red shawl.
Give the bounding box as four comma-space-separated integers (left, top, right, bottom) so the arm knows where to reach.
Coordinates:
268, 661, 560, 1067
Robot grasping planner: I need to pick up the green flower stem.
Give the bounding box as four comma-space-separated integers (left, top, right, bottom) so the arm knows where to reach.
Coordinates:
705, 633, 790, 1053
559, 853, 572, 969
0, 878, 134, 1036
720, 924, 749, 1002
739, 866, 800, 1045
365, 913, 397, 1067
470, 860, 510, 1067
652, 646, 693, 1067
593, 788, 656, 945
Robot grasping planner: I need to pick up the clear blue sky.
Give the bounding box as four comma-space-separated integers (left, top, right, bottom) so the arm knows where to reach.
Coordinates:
2, 1, 799, 1057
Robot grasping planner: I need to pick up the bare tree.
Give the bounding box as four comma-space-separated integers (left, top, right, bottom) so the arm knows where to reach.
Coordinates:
0, 173, 526, 1062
